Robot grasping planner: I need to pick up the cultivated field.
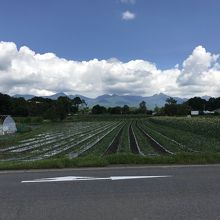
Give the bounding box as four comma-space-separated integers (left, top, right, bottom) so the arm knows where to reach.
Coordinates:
0, 116, 220, 165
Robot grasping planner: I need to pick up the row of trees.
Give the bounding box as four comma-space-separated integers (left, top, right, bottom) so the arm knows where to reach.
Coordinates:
92, 97, 220, 117
0, 93, 86, 120
91, 101, 152, 115
1, 92, 220, 119
187, 97, 220, 111
155, 96, 220, 116
0, 93, 152, 119
155, 97, 190, 116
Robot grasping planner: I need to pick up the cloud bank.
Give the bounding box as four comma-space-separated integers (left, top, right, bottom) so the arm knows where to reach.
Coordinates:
0, 41, 220, 98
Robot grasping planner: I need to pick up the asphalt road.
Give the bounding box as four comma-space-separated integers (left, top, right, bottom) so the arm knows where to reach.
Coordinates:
0, 165, 220, 220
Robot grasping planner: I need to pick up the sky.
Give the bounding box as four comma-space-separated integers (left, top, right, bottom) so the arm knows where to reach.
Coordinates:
0, 0, 220, 98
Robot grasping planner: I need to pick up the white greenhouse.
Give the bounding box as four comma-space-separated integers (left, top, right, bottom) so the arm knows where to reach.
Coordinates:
0, 115, 17, 135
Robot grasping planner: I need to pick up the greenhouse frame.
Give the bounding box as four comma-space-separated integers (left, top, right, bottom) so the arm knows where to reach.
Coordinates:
0, 115, 17, 135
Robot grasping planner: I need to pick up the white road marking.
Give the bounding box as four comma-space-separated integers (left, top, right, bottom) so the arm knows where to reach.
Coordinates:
21, 175, 171, 183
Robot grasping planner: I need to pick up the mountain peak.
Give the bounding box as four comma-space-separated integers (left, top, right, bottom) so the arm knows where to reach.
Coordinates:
96, 94, 111, 99
13, 94, 34, 100
151, 93, 168, 98
54, 92, 66, 96
45, 92, 67, 100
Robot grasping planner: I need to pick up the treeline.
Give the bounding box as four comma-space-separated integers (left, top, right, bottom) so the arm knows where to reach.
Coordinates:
187, 97, 220, 111
92, 97, 220, 116
91, 101, 152, 115
156, 97, 220, 116
0, 93, 151, 119
1, 93, 220, 119
0, 93, 86, 120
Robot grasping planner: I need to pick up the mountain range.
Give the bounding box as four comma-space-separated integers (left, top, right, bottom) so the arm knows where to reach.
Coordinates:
13, 92, 190, 109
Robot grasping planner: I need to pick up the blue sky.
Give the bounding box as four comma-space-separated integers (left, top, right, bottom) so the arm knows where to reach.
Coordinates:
0, 0, 219, 68
0, 0, 220, 97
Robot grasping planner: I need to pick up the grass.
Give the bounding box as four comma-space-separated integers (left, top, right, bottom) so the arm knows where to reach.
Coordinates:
105, 153, 220, 165
0, 153, 220, 170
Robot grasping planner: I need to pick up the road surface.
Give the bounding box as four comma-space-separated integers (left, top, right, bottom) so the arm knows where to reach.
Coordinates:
0, 164, 220, 220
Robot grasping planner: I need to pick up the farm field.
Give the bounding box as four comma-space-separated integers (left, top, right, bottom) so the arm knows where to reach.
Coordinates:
0, 116, 220, 168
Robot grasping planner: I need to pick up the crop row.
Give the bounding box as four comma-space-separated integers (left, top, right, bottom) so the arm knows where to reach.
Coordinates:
1, 117, 218, 162
0, 121, 119, 161
143, 118, 220, 153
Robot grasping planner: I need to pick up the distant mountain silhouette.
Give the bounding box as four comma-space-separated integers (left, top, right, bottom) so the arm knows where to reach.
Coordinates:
44, 92, 67, 100
13, 92, 188, 109
13, 94, 35, 100
201, 95, 211, 101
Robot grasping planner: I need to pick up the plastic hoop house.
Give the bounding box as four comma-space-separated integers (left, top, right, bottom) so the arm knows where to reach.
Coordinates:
0, 115, 17, 135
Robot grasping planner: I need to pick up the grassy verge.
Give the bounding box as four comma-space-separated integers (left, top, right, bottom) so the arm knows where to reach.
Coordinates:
105, 153, 220, 165
1, 153, 220, 170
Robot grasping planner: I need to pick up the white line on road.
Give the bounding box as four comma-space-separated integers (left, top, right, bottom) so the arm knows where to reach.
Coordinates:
21, 175, 171, 183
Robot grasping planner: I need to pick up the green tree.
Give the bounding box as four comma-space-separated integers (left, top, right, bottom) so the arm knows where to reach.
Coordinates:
11, 97, 29, 117
186, 97, 206, 111
44, 105, 59, 121
92, 105, 107, 114
56, 96, 72, 120
153, 105, 161, 115
176, 104, 190, 115
72, 96, 82, 111
164, 97, 177, 116
0, 93, 11, 114
166, 97, 177, 105
139, 101, 147, 114
122, 105, 130, 114
108, 106, 122, 114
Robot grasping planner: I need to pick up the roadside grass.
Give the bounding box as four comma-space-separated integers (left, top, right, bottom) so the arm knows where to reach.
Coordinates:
1, 153, 220, 170
0, 156, 108, 170
105, 153, 220, 165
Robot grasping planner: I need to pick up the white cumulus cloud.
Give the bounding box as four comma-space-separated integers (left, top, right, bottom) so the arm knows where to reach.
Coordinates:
122, 11, 136, 20
0, 41, 220, 98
